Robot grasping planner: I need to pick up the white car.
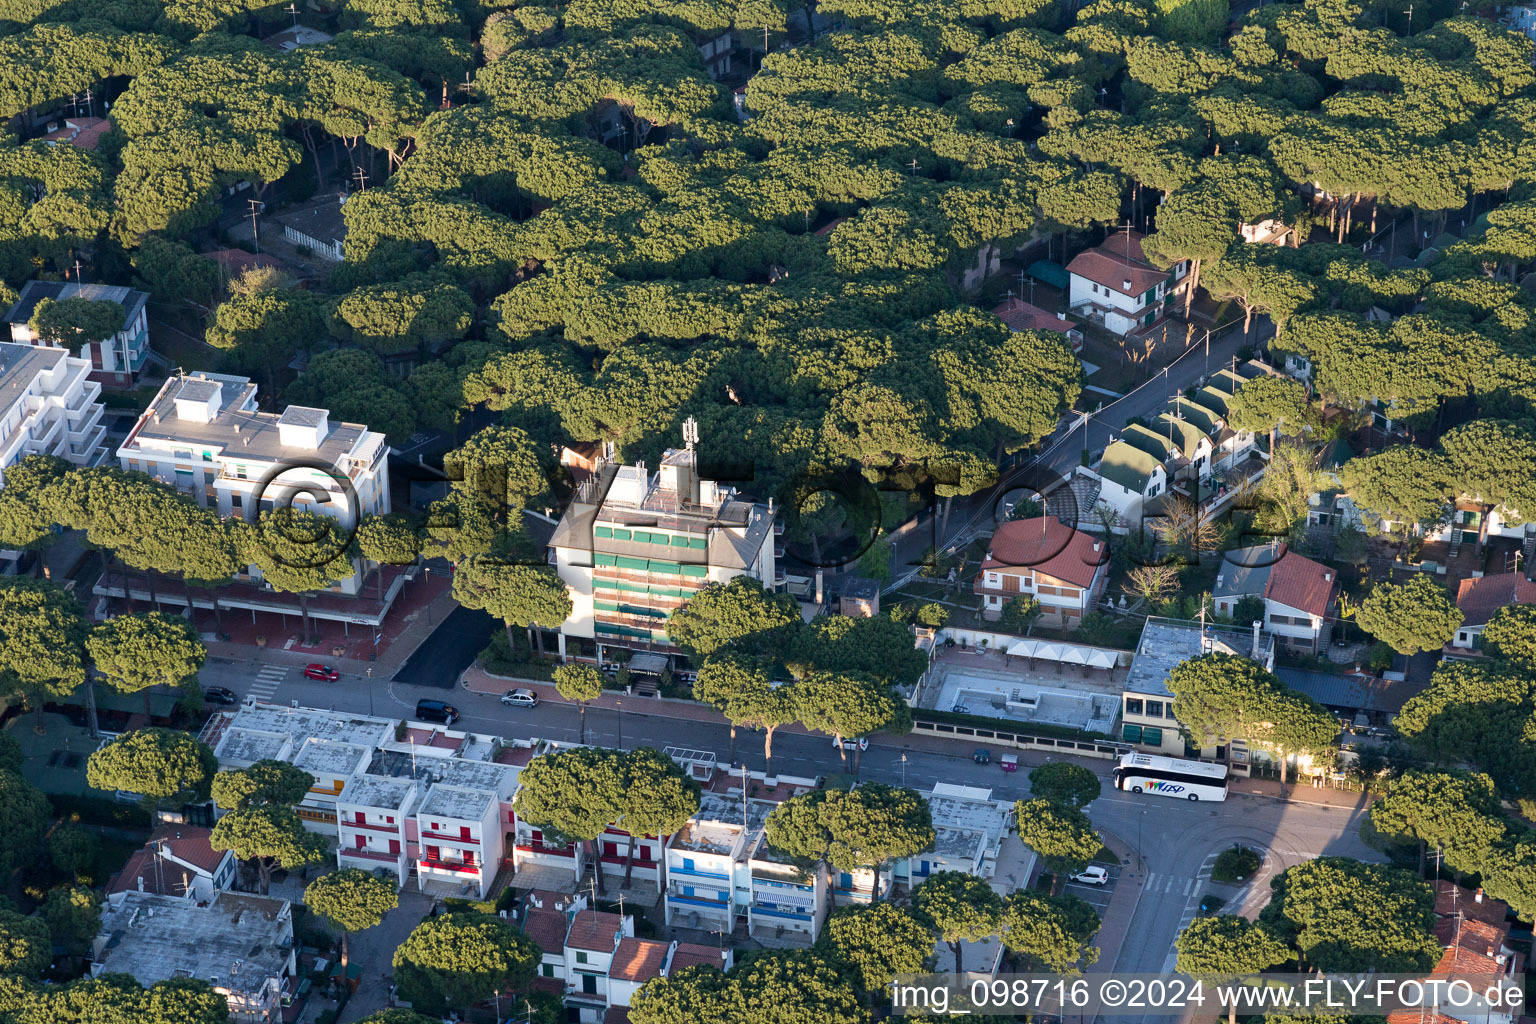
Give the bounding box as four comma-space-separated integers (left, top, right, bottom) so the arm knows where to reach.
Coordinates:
1070, 865, 1109, 886
500, 688, 539, 708
833, 736, 870, 752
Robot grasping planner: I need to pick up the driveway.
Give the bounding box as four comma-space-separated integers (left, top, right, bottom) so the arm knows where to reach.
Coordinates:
339, 889, 435, 1023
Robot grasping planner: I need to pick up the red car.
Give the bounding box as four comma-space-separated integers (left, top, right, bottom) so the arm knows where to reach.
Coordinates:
303, 664, 340, 682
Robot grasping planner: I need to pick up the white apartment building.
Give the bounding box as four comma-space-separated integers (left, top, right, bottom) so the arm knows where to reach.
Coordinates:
0, 341, 107, 490
200, 703, 398, 831
4, 281, 152, 387
336, 772, 417, 884
93, 890, 297, 1024
897, 783, 1016, 886
117, 372, 390, 595
563, 910, 632, 1019
548, 430, 777, 666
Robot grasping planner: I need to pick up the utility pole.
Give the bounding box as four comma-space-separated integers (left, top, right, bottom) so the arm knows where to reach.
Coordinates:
457, 72, 474, 103
82, 87, 93, 118
247, 199, 262, 253
353, 166, 369, 192
907, 159, 919, 177
1403, 1, 1414, 30
284, 1, 298, 25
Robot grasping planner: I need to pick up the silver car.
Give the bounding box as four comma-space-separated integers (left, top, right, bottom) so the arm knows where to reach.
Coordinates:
500, 688, 539, 708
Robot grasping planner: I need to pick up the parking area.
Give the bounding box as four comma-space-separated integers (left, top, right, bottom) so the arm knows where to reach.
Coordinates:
1061, 861, 1122, 913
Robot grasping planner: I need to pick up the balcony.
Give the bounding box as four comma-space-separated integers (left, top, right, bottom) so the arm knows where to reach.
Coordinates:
420, 829, 479, 845
340, 847, 400, 863
340, 819, 402, 834
751, 905, 813, 920
419, 859, 482, 876
669, 865, 730, 881
668, 892, 729, 909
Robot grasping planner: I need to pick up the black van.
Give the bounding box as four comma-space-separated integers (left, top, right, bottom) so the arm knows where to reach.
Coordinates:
415, 699, 460, 724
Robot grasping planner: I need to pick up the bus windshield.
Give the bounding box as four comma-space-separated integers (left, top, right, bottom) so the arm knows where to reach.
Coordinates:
1113, 753, 1229, 802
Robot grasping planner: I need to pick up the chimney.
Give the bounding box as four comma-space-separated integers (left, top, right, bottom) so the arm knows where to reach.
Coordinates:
1123, 278, 1132, 291
1323, 571, 1332, 582
815, 569, 824, 606
1476, 887, 1484, 903
1251, 620, 1262, 660
1057, 311, 1066, 320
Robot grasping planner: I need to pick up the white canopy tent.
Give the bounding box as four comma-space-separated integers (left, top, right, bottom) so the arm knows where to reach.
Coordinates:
1005, 638, 1117, 670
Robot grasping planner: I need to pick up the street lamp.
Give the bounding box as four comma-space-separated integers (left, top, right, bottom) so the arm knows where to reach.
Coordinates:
615, 699, 624, 750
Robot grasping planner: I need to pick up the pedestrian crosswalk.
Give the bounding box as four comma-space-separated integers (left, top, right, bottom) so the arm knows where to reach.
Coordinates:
247, 664, 289, 702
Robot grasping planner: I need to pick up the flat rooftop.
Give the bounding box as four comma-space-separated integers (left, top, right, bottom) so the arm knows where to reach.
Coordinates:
291, 738, 370, 778
95, 891, 291, 995
364, 748, 519, 796
420, 784, 494, 822
1124, 617, 1275, 698
672, 818, 740, 856
339, 774, 416, 812
209, 704, 395, 766
0, 342, 68, 394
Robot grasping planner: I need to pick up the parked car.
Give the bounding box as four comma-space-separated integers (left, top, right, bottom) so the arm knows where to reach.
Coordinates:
500, 688, 539, 708
415, 699, 460, 724
833, 736, 870, 752
1070, 865, 1109, 886
203, 686, 238, 705
303, 664, 340, 682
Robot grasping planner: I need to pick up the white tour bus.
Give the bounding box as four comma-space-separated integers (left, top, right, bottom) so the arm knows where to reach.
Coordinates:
1113, 752, 1229, 802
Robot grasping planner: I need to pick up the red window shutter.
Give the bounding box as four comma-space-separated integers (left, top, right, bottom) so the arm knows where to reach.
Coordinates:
461, 826, 471, 840
356, 811, 365, 824
388, 839, 400, 855
355, 835, 366, 849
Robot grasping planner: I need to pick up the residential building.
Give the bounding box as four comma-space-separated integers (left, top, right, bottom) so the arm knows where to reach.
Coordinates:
563, 910, 632, 1019
275, 194, 348, 261
1503, 3, 1536, 41
1066, 229, 1188, 338
897, 783, 1015, 886
0, 341, 108, 493
1091, 441, 1167, 525
521, 889, 585, 990
1122, 617, 1274, 757
991, 296, 1084, 352
548, 428, 777, 666
262, 25, 333, 50
1452, 571, 1536, 651
1212, 545, 1338, 654
41, 116, 109, 151
1273, 665, 1421, 732
1238, 219, 1291, 245
200, 703, 397, 831
607, 936, 672, 1014
696, 30, 733, 79
334, 772, 418, 885
93, 890, 297, 1024
973, 516, 1109, 629
660, 754, 820, 941
114, 371, 390, 604
106, 826, 237, 901
746, 829, 827, 944
1407, 883, 1524, 1024
4, 281, 151, 387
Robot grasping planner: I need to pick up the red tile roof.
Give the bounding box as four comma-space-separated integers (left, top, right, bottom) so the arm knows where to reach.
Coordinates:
521, 907, 569, 957
1262, 551, 1338, 617
603, 1008, 632, 1024
566, 910, 624, 952
668, 943, 725, 973
610, 938, 669, 982
982, 516, 1108, 590
43, 117, 109, 151
1434, 882, 1509, 927
152, 826, 227, 874
1434, 916, 1508, 960
1455, 572, 1536, 628
1386, 1012, 1463, 1024
992, 298, 1075, 335
1066, 249, 1167, 297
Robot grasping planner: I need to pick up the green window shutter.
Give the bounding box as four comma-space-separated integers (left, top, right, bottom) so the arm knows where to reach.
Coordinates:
633, 530, 651, 544
681, 565, 708, 577
594, 526, 613, 539
1142, 727, 1163, 746
670, 535, 689, 547
1122, 724, 1143, 743
594, 600, 619, 612
688, 537, 708, 550
612, 529, 632, 541
616, 555, 649, 570
650, 561, 682, 575
594, 553, 617, 567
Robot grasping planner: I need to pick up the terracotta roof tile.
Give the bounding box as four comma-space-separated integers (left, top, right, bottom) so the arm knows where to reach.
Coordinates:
610, 938, 669, 982
982, 516, 1107, 590
1066, 250, 1167, 296
668, 943, 724, 973
1262, 550, 1338, 618
566, 910, 624, 952
1455, 572, 1536, 628
521, 908, 570, 956
150, 826, 226, 874
1434, 883, 1509, 926
1386, 1011, 1464, 1024
1434, 916, 1508, 959
991, 298, 1074, 334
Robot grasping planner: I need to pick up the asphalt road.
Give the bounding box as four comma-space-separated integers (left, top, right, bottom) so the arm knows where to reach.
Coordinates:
198, 653, 1377, 978
392, 605, 496, 689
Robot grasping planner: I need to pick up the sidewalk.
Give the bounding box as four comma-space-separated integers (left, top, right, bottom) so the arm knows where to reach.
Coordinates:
1086, 826, 1144, 977
1229, 775, 1374, 813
